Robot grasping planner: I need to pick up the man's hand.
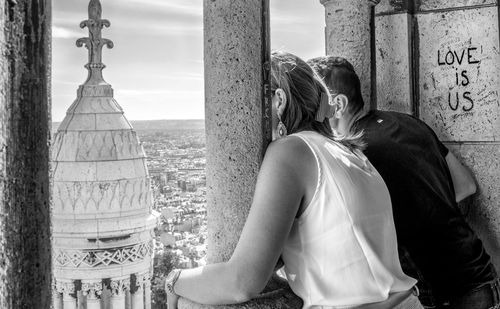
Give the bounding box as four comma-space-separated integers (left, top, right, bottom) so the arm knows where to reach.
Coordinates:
445, 151, 477, 203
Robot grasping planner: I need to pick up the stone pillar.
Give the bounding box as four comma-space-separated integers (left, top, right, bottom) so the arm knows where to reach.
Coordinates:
53, 287, 63, 309
320, 0, 380, 107
374, 0, 415, 114
110, 278, 130, 309
131, 274, 144, 309
131, 286, 143, 308
82, 281, 103, 309
415, 0, 500, 270
321, 0, 379, 109
203, 0, 272, 266
143, 274, 152, 309
59, 281, 78, 309
177, 0, 301, 308
0, 1, 52, 308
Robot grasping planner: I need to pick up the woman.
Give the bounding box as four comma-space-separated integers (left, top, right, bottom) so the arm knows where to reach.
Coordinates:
164, 51, 422, 308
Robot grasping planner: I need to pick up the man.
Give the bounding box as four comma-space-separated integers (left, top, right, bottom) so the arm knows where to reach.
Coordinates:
308, 56, 499, 308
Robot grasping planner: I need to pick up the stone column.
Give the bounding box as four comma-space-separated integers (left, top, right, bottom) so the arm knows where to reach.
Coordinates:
203, 0, 272, 266
131, 274, 144, 309
374, 0, 415, 114
321, 0, 380, 109
143, 273, 152, 309
53, 283, 64, 309
125, 290, 132, 309
59, 281, 78, 309
0, 1, 52, 308
82, 281, 103, 309
110, 278, 130, 309
178, 1, 301, 308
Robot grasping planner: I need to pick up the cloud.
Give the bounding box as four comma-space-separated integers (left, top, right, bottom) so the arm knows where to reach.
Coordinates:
117, 89, 202, 98
53, 79, 79, 86
123, 0, 202, 16
141, 73, 203, 81
51, 0, 324, 121
52, 26, 83, 39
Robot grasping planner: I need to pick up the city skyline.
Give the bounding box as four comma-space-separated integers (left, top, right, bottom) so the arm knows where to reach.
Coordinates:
52, 0, 325, 122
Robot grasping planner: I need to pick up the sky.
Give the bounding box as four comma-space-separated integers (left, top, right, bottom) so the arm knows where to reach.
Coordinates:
52, 0, 325, 121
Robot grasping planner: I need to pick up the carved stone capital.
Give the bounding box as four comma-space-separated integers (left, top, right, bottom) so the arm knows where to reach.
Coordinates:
82, 281, 103, 299
109, 277, 131, 296
141, 271, 152, 283
134, 273, 146, 288
54, 279, 76, 296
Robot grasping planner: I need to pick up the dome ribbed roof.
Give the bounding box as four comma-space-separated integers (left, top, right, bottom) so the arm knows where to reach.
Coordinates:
51, 0, 158, 280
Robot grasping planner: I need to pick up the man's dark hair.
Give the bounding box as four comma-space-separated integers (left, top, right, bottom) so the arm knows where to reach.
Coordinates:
307, 56, 365, 116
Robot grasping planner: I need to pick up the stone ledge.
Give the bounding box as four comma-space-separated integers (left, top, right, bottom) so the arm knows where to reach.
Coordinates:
178, 275, 303, 309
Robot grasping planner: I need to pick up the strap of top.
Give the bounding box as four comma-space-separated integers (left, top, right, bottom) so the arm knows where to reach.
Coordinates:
288, 132, 322, 218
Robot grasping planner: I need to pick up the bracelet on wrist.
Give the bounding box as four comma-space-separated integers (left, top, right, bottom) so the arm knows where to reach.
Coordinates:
165, 269, 182, 295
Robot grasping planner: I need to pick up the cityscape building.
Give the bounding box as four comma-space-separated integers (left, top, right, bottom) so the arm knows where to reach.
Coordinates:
139, 127, 208, 271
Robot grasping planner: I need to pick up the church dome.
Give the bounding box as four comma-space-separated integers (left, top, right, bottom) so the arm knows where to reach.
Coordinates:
51, 1, 159, 306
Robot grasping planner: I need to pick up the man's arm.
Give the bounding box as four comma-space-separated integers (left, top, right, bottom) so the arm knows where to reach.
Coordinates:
445, 151, 477, 203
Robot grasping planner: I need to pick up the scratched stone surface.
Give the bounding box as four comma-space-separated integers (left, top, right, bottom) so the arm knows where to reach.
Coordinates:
179, 275, 303, 309
447, 143, 500, 271
417, 0, 498, 11
204, 0, 270, 265
375, 13, 413, 113
376, 0, 412, 14
418, 7, 500, 141
322, 0, 376, 109
0, 1, 52, 308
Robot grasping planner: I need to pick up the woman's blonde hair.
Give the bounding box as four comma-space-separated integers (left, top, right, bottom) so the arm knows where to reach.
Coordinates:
271, 51, 364, 151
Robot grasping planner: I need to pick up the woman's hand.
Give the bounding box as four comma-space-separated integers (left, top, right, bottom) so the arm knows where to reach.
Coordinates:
166, 290, 179, 309
165, 273, 180, 309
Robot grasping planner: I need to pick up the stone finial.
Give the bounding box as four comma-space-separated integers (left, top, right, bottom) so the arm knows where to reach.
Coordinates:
76, 0, 114, 86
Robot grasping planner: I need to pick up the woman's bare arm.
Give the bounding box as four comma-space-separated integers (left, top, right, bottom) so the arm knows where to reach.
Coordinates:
171, 136, 316, 304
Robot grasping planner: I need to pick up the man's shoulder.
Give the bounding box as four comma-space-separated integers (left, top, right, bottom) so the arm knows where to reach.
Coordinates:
373, 110, 419, 122
357, 110, 444, 156
361, 110, 430, 131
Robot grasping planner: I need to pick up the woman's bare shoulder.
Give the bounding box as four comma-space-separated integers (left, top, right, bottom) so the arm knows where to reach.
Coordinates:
263, 135, 316, 180
265, 135, 312, 161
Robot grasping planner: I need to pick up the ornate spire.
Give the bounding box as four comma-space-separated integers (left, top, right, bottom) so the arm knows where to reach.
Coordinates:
76, 0, 114, 86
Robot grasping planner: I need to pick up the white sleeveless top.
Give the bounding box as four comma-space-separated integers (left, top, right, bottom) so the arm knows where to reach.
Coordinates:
282, 131, 416, 309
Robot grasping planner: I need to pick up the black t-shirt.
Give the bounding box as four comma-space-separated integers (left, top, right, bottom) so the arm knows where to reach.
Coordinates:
355, 110, 496, 301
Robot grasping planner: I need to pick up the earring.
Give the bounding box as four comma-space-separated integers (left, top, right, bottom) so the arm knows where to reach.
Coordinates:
277, 114, 287, 138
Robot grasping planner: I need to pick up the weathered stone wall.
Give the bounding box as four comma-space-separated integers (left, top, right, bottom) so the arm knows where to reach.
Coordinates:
203, 0, 271, 265
322, 0, 379, 108
375, 0, 500, 270
417, 0, 500, 270
0, 1, 52, 308
375, 0, 415, 113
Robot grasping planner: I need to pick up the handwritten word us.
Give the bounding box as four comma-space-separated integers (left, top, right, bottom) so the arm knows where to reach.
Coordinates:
437, 46, 481, 112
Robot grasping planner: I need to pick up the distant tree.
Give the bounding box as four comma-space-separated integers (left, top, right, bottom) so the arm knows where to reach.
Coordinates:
151, 250, 180, 309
